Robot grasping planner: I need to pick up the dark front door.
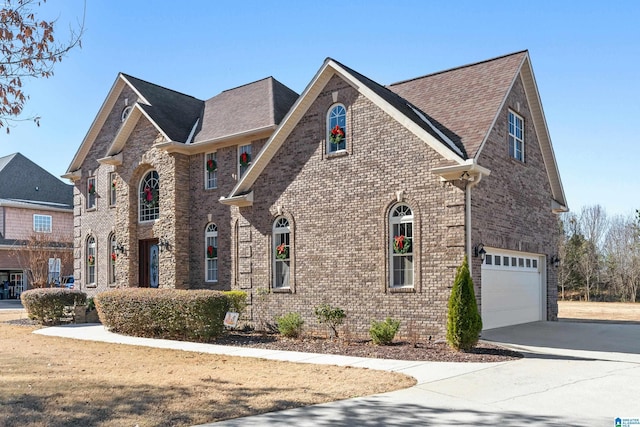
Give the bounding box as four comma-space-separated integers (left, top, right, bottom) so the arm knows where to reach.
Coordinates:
139, 239, 159, 288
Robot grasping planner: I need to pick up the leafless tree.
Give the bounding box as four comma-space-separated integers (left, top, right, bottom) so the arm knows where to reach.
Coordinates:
11, 232, 73, 288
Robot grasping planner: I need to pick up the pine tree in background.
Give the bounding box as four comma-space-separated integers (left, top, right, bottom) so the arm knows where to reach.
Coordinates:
446, 256, 483, 351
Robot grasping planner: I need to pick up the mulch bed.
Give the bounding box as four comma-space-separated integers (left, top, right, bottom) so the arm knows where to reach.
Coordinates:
214, 330, 522, 363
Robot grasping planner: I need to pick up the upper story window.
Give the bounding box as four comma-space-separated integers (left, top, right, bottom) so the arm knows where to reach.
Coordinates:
139, 170, 159, 222
273, 217, 290, 289
389, 204, 414, 288
33, 214, 52, 233
327, 104, 346, 153
238, 144, 251, 178
508, 110, 524, 162
109, 172, 117, 207
205, 152, 218, 189
86, 177, 96, 209
121, 106, 132, 122
205, 223, 218, 282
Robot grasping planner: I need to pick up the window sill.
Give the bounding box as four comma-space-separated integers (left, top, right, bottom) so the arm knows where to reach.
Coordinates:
86, 207, 97, 212
326, 150, 348, 159
109, 204, 116, 209
388, 286, 415, 293
204, 187, 218, 191
86, 284, 97, 288
272, 287, 291, 293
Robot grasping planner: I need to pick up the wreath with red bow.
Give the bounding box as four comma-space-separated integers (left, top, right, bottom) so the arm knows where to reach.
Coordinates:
276, 243, 288, 260
329, 125, 345, 144
393, 235, 411, 254
206, 159, 217, 172
207, 245, 217, 259
239, 152, 251, 168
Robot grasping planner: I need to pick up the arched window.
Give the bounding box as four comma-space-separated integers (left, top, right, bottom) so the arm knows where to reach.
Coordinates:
327, 104, 346, 153
109, 234, 117, 285
389, 204, 414, 288
86, 235, 96, 285
205, 223, 218, 282
139, 170, 159, 222
121, 106, 132, 122
273, 217, 290, 288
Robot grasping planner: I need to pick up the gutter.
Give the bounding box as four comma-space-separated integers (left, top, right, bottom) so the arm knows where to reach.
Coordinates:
219, 191, 254, 207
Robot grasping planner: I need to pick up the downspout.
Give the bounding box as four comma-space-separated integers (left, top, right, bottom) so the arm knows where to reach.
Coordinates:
465, 174, 484, 278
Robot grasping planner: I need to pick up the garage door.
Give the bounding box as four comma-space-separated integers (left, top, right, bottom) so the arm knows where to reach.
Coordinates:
481, 249, 544, 330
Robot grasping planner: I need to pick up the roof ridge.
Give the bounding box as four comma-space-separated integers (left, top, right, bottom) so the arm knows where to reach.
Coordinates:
388, 50, 529, 87
120, 73, 202, 101
219, 76, 273, 94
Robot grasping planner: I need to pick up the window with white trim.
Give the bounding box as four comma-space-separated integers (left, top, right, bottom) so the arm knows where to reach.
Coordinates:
389, 204, 414, 288
86, 235, 96, 285
33, 214, 52, 233
508, 110, 524, 162
121, 106, 132, 122
87, 177, 96, 209
327, 104, 346, 153
238, 144, 251, 178
109, 172, 117, 206
139, 170, 159, 222
109, 233, 117, 284
273, 217, 290, 289
205, 152, 218, 189
205, 223, 218, 282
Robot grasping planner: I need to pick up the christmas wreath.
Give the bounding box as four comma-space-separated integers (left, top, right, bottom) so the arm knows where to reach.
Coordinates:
111, 179, 116, 190
329, 125, 345, 145
393, 235, 411, 254
88, 255, 95, 266
142, 186, 158, 209
206, 158, 217, 172
239, 152, 251, 168
111, 252, 117, 264
276, 243, 288, 260
88, 183, 95, 195
207, 245, 217, 259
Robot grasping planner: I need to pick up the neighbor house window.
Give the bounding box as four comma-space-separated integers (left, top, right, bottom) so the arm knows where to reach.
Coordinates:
109, 172, 117, 206
205, 223, 218, 282
87, 177, 96, 209
139, 170, 159, 222
109, 234, 116, 285
86, 235, 96, 285
327, 104, 346, 153
205, 152, 218, 189
273, 217, 290, 289
33, 214, 52, 233
238, 144, 251, 178
389, 204, 414, 288
508, 110, 524, 162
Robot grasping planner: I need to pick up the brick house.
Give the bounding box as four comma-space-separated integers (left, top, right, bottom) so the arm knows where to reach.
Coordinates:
63, 50, 566, 336
0, 153, 74, 297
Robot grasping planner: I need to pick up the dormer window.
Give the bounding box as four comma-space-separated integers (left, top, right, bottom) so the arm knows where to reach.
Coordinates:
327, 104, 346, 153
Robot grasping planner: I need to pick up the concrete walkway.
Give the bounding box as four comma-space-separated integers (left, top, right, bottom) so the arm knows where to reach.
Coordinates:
33, 321, 640, 426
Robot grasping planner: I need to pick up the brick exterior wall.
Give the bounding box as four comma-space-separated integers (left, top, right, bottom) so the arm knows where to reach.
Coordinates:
471, 75, 560, 321
230, 75, 466, 339
2, 207, 72, 241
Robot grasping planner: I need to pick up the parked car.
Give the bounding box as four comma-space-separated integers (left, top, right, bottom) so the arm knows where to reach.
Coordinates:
61, 276, 75, 289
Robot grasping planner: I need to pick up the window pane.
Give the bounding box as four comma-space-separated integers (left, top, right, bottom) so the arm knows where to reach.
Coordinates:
485, 254, 492, 265
495, 256, 501, 266
139, 171, 159, 221
275, 261, 290, 288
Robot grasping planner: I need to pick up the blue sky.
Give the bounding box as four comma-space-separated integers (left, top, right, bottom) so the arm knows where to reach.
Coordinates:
1, 0, 638, 217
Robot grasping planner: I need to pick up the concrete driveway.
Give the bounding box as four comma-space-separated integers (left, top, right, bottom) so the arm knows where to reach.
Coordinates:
205, 321, 640, 427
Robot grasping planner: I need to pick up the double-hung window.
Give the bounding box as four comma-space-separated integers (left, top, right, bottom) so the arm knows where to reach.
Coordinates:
273, 217, 290, 289
238, 145, 251, 178
87, 177, 96, 209
390, 204, 414, 288
327, 104, 347, 153
205, 152, 218, 189
33, 214, 52, 233
205, 223, 218, 282
508, 110, 524, 162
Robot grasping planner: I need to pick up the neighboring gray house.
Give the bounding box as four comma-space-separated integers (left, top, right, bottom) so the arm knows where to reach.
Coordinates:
63, 51, 567, 337
0, 153, 73, 296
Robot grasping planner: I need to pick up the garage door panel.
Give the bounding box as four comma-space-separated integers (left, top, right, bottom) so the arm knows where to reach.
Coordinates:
481, 250, 543, 330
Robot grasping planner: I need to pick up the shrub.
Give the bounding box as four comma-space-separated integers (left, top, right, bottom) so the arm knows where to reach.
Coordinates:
369, 317, 400, 345
275, 312, 304, 338
21, 288, 87, 325
446, 256, 483, 351
94, 288, 230, 342
223, 290, 247, 317
314, 304, 346, 338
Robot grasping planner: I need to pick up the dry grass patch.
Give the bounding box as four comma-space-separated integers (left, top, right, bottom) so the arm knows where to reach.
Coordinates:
0, 311, 414, 427
558, 301, 640, 322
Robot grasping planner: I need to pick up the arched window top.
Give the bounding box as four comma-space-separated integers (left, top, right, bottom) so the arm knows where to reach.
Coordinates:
391, 204, 413, 219
206, 223, 218, 233
139, 170, 159, 222
273, 217, 289, 230
87, 235, 96, 245
327, 103, 346, 152
121, 106, 132, 122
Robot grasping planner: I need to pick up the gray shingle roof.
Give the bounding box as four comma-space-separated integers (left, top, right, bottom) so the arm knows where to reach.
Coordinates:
193, 77, 298, 143
121, 74, 204, 143
0, 153, 73, 208
388, 51, 527, 159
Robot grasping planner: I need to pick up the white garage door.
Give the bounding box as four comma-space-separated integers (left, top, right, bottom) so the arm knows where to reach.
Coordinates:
481, 249, 544, 330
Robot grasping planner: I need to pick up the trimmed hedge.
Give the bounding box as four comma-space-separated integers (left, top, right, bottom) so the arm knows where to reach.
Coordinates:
223, 290, 247, 317
94, 288, 230, 342
21, 288, 87, 325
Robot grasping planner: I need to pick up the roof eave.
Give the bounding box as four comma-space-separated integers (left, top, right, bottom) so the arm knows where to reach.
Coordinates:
431, 159, 491, 182
218, 191, 253, 207
61, 169, 82, 182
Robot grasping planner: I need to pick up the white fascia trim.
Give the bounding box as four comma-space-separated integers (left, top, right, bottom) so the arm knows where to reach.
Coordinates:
137, 107, 171, 142
329, 60, 465, 164
97, 152, 123, 166
406, 104, 464, 157
185, 118, 200, 144
431, 159, 491, 182
119, 74, 151, 105
61, 169, 82, 182
218, 191, 253, 207
157, 125, 277, 155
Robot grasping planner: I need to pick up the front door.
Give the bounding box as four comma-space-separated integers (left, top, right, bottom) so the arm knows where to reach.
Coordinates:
139, 239, 159, 288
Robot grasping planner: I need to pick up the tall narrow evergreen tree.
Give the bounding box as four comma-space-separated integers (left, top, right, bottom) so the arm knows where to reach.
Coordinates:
446, 256, 483, 351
